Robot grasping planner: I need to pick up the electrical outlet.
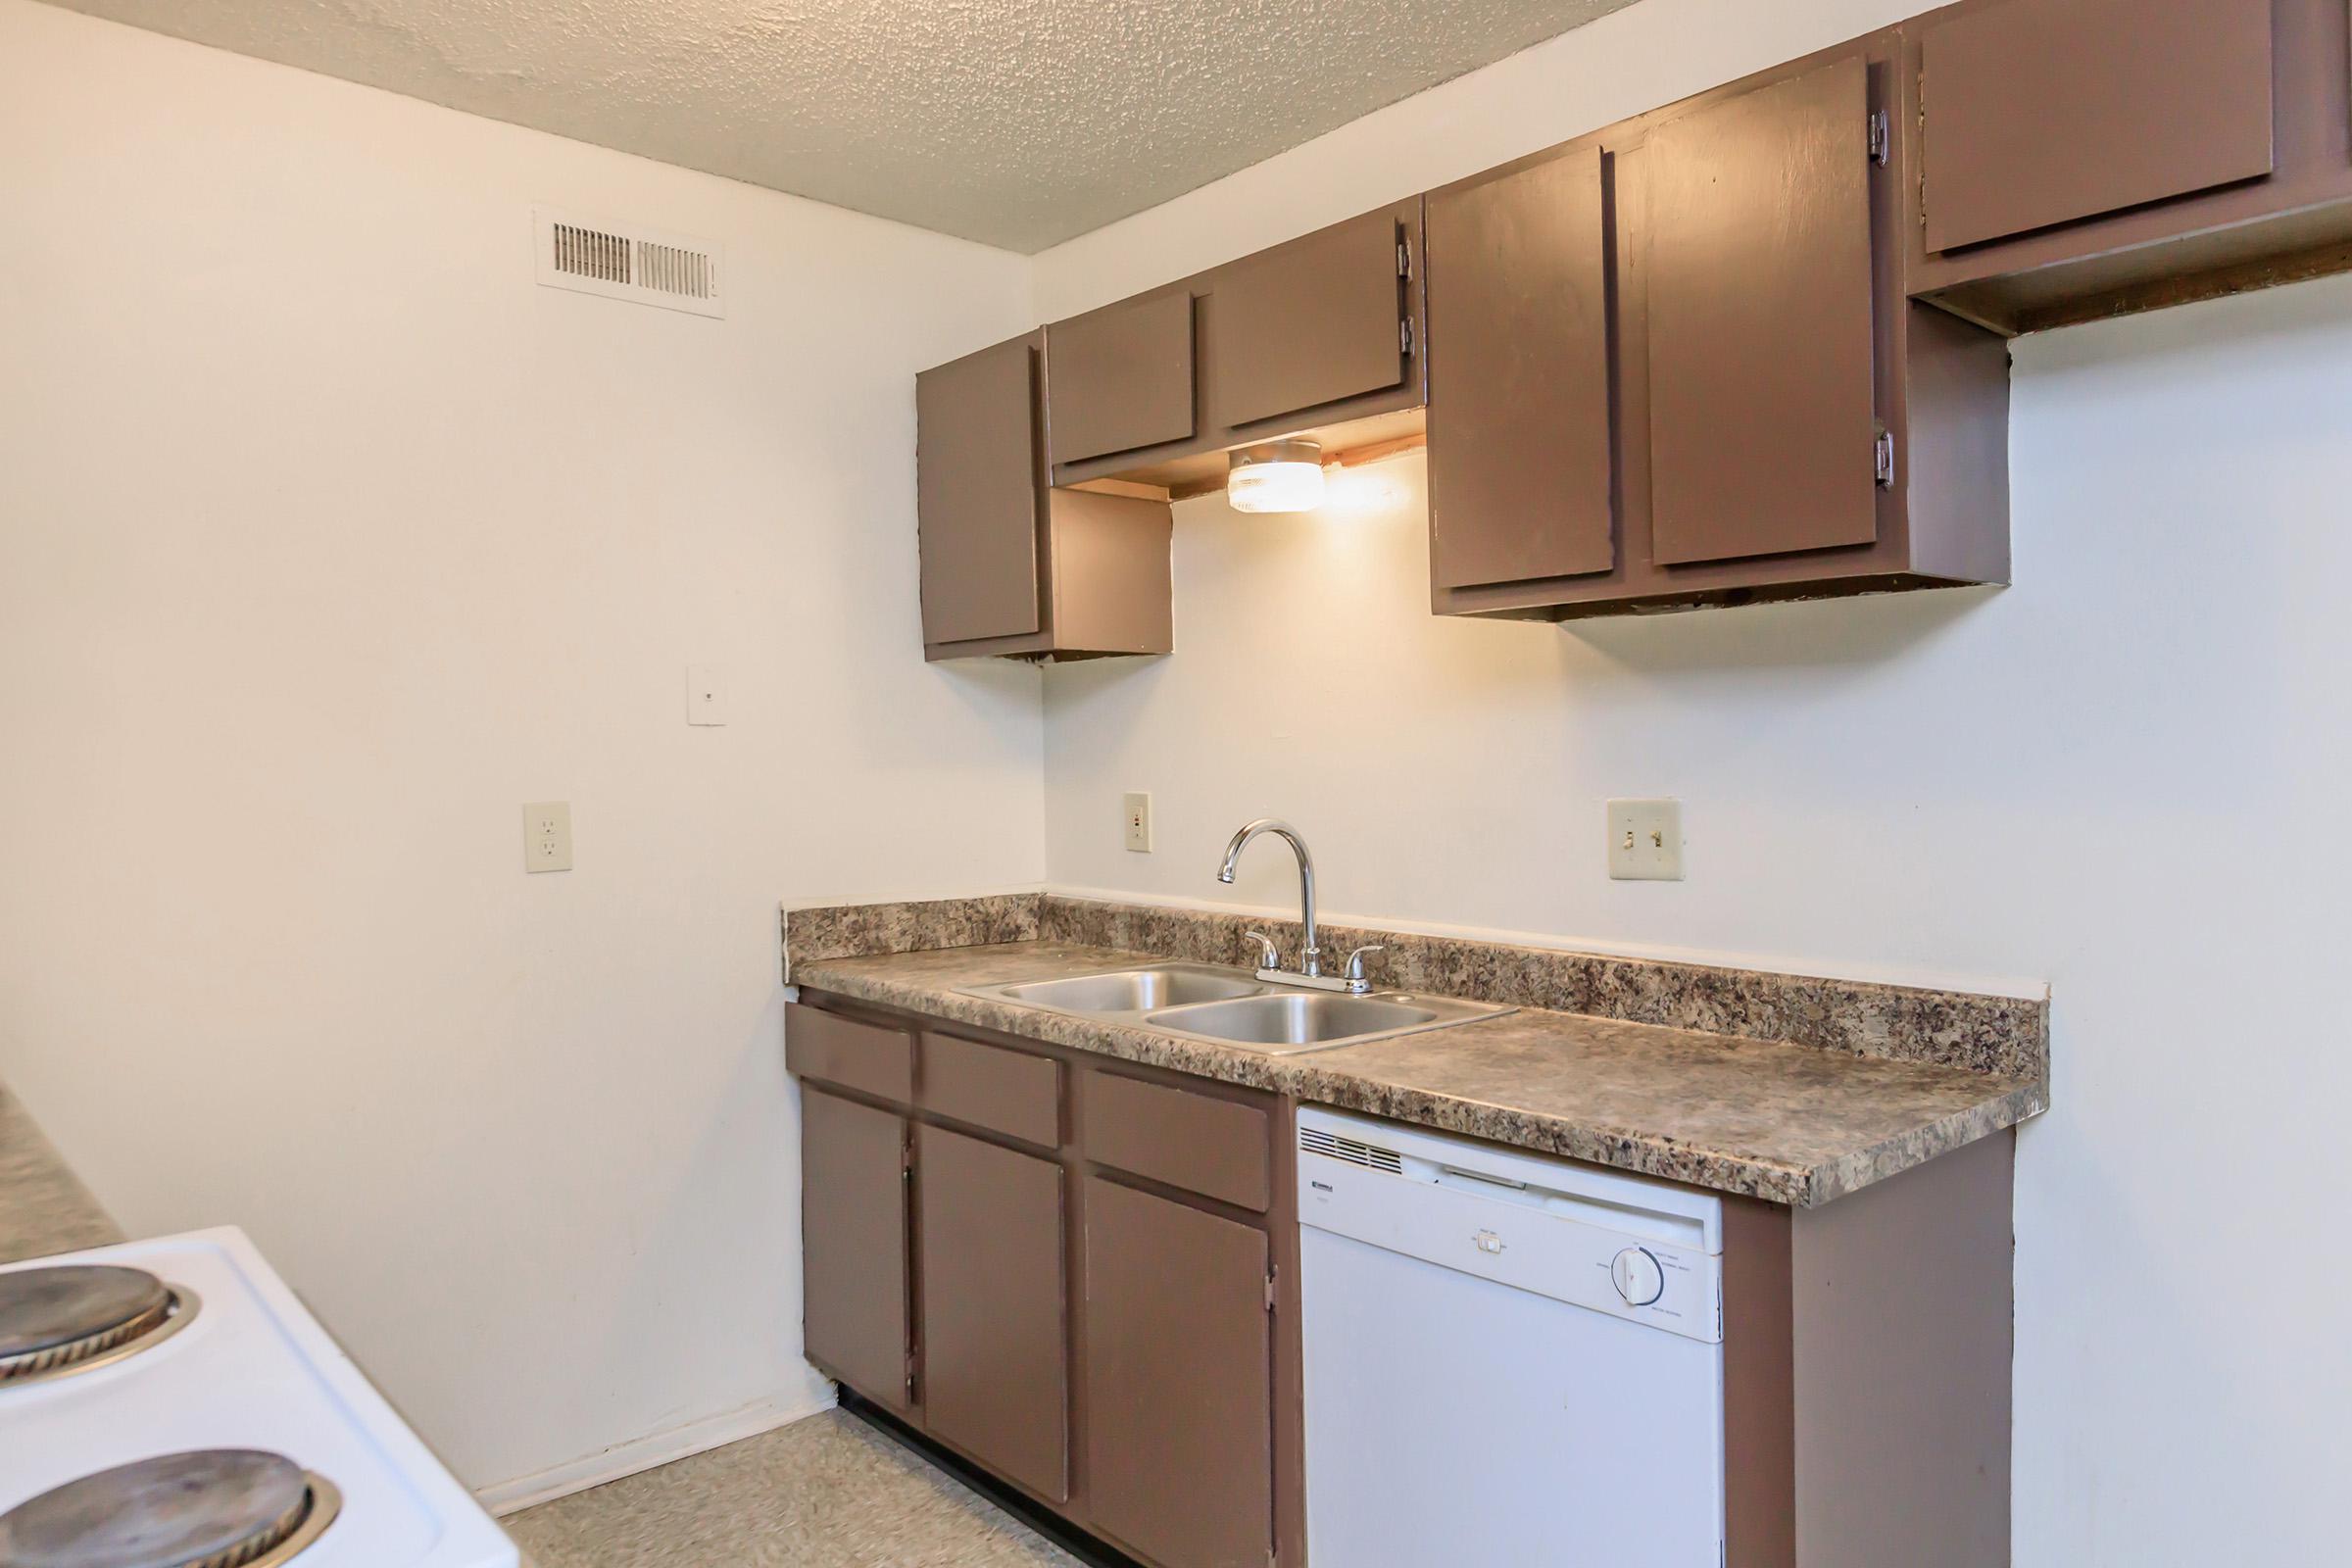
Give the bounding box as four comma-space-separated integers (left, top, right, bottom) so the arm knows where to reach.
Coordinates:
524, 802, 572, 872
1122, 792, 1152, 854
686, 665, 727, 726
1606, 799, 1683, 881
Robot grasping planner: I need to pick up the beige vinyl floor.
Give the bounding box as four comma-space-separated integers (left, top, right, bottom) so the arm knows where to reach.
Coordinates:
504, 1410, 1081, 1567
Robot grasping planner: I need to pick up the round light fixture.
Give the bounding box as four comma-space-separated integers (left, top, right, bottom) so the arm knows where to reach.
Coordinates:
1226, 440, 1326, 514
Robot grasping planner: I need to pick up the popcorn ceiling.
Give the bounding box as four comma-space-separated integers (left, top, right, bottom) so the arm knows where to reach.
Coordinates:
45, 0, 1635, 250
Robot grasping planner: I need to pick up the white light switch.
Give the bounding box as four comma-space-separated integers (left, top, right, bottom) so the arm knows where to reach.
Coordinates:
1606, 799, 1683, 881
686, 665, 728, 726
1122, 792, 1152, 854
524, 802, 572, 872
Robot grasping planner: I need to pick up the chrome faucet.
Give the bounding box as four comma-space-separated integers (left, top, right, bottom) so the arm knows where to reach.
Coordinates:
1217, 818, 1383, 994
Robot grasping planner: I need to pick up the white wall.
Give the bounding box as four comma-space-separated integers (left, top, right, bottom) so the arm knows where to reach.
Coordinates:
1035, 0, 2352, 1560
0, 0, 1042, 1498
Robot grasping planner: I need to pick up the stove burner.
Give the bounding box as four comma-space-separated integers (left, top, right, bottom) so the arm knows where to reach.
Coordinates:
0, 1450, 343, 1568
0, 1266, 198, 1386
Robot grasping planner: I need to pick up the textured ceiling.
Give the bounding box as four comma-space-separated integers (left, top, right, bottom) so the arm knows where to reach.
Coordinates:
44, 0, 1640, 251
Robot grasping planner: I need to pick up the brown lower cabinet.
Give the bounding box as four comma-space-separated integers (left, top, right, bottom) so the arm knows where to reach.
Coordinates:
791, 996, 2012, 1567
789, 1000, 1299, 1568
799, 1086, 911, 1414
1083, 1178, 1273, 1568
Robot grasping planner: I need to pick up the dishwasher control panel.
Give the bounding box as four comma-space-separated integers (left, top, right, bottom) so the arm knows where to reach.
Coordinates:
1297, 1106, 1725, 1344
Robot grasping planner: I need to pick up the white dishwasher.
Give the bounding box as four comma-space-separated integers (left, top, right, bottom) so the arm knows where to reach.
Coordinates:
1298, 1106, 1727, 1567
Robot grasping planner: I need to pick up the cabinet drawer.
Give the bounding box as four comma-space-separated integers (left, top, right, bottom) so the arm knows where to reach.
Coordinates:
921, 1032, 1061, 1148
786, 1004, 914, 1103
1921, 0, 2275, 256
1081, 1072, 1269, 1212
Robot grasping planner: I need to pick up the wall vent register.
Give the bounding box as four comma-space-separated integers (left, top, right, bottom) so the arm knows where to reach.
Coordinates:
533, 208, 724, 318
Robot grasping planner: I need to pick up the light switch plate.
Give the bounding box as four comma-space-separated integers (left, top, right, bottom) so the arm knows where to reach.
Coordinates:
1607, 799, 1683, 880
686, 665, 728, 726
1122, 792, 1152, 854
524, 802, 572, 872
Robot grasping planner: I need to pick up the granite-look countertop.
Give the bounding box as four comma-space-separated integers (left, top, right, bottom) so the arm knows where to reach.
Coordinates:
0, 1083, 122, 1265
791, 941, 2046, 1207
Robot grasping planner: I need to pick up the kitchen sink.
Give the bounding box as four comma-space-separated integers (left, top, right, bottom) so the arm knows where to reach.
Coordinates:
1143, 993, 1438, 1047
961, 962, 1511, 1055
998, 967, 1262, 1012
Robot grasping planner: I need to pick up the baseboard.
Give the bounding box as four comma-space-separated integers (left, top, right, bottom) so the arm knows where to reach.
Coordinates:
475, 1390, 835, 1516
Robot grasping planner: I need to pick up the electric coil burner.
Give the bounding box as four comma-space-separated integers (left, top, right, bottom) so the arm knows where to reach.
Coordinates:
0, 1228, 516, 1568
0, 1265, 198, 1386
0, 1449, 342, 1568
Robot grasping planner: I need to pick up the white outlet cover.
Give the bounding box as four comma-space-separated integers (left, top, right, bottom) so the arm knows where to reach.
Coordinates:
1606, 799, 1683, 881
1122, 791, 1152, 854
524, 802, 572, 873
686, 664, 728, 726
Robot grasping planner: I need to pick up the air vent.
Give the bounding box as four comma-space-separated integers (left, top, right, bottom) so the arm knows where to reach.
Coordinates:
533, 208, 723, 318
1299, 1125, 1403, 1175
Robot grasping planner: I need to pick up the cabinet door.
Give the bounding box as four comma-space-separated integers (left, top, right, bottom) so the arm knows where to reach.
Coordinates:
1205, 209, 1406, 430
800, 1087, 910, 1411
1084, 1178, 1271, 1568
1646, 56, 1879, 566
1427, 148, 1614, 589
1922, 0, 2274, 255
917, 1126, 1069, 1501
1046, 292, 1197, 466
916, 333, 1042, 645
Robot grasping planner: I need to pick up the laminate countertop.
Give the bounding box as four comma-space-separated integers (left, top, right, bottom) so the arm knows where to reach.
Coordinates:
790, 940, 2046, 1207
0, 1083, 122, 1265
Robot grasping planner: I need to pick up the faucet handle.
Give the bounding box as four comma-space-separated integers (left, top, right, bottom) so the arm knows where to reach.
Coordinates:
1344, 945, 1388, 991
1242, 931, 1281, 972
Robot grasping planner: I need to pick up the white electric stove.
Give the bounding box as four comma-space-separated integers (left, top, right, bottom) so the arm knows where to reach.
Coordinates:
0, 1226, 516, 1568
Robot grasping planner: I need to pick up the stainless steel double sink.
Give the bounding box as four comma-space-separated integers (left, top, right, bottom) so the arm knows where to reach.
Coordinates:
959, 962, 1512, 1056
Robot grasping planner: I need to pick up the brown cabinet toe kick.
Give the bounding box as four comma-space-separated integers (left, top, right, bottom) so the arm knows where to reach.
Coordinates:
787, 995, 1304, 1568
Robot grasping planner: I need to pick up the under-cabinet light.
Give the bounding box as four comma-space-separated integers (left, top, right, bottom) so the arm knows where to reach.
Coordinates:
1226, 440, 1326, 514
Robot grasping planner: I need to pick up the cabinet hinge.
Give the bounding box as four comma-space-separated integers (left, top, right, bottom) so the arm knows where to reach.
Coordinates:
1874, 426, 1896, 488
1264, 1266, 1278, 1312
1399, 317, 1415, 356
905, 1349, 918, 1402
1396, 238, 1412, 278
1868, 108, 1890, 167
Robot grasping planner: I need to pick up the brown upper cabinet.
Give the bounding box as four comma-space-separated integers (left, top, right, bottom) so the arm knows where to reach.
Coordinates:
1424, 146, 1614, 591
1645, 56, 1881, 568
914, 0, 2352, 645
1906, 0, 2352, 333
1044, 293, 1196, 466
1436, 37, 2011, 620
1044, 199, 1428, 494
915, 331, 1173, 662
1918, 0, 2275, 256
1202, 209, 1411, 431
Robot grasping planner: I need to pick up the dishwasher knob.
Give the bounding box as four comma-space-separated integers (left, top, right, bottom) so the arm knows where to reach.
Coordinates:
1610, 1248, 1665, 1306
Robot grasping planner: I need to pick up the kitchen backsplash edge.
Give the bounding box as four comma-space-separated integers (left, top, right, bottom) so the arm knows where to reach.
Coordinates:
783, 891, 2047, 1081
